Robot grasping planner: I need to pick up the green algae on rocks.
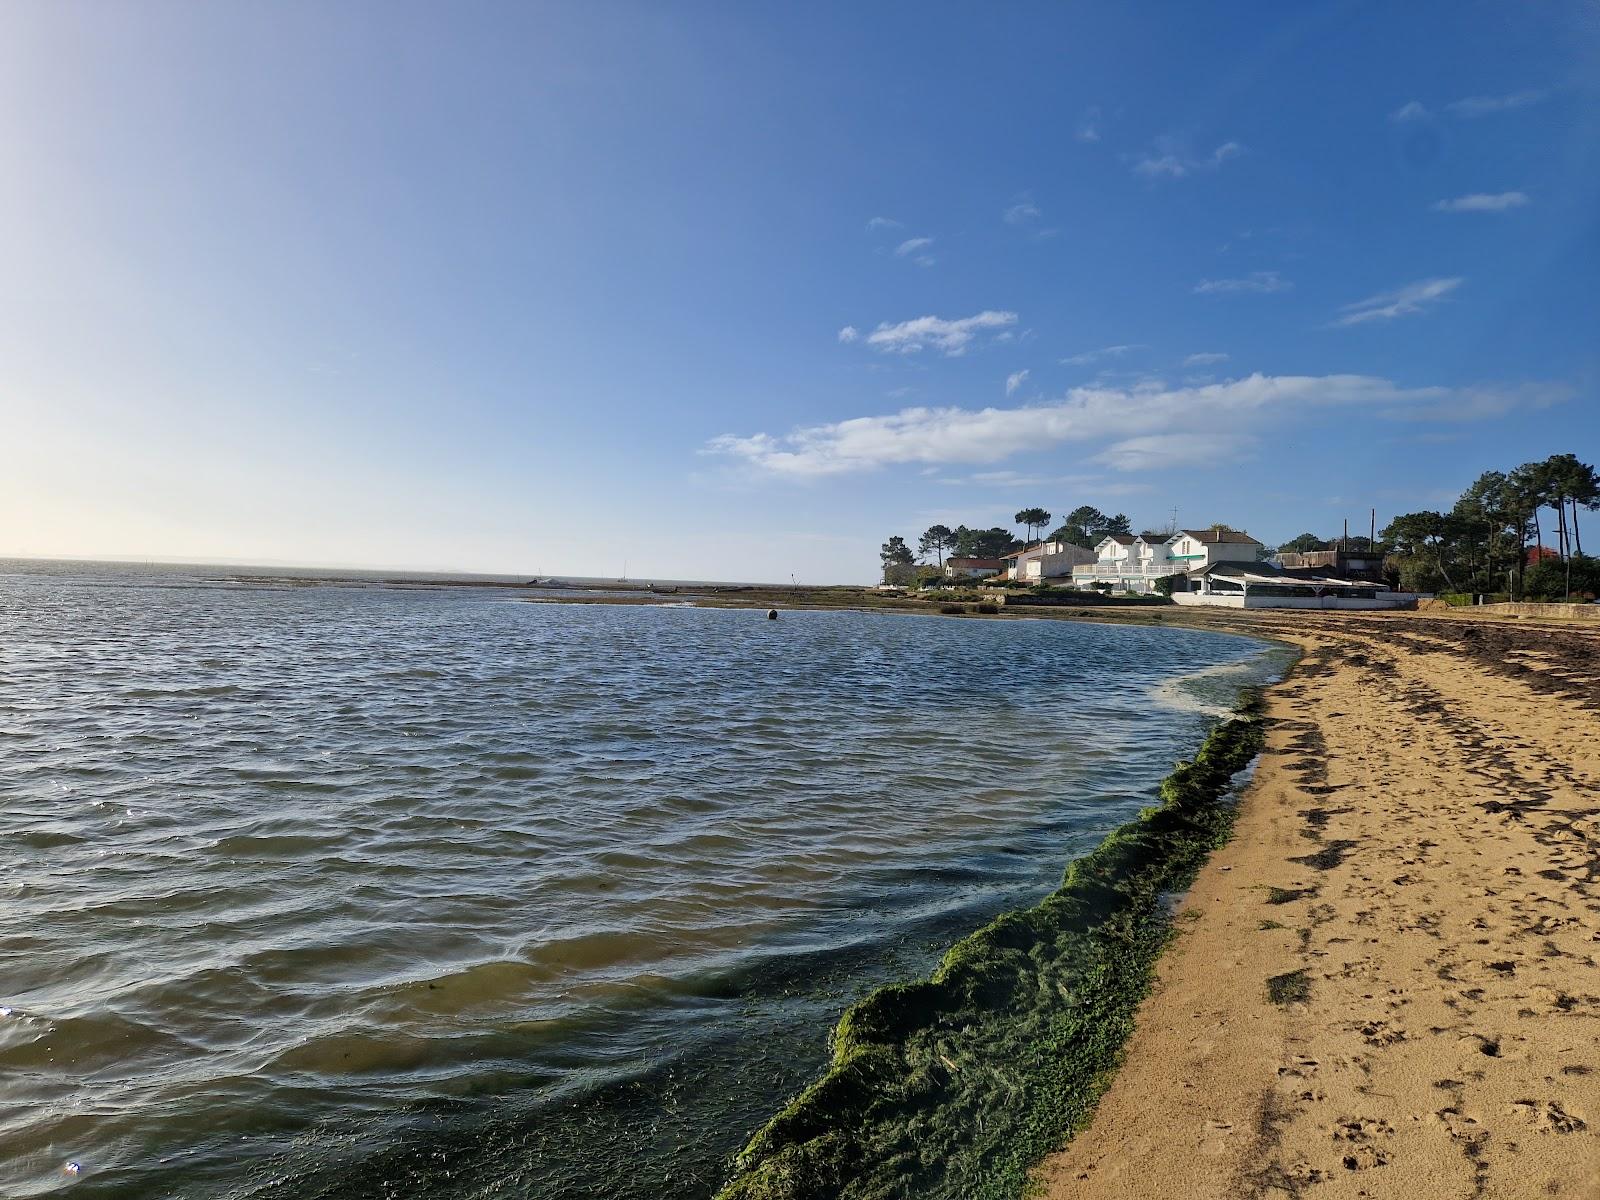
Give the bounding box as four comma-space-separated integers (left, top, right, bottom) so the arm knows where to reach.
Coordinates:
716, 696, 1266, 1200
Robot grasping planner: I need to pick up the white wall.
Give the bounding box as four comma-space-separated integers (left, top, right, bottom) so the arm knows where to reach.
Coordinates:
1174, 592, 1416, 610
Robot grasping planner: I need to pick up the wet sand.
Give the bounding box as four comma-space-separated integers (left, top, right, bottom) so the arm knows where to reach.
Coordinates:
1036, 611, 1600, 1198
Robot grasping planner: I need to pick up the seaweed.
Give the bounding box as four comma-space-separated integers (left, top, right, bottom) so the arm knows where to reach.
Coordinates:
715, 694, 1266, 1200
1266, 969, 1311, 1006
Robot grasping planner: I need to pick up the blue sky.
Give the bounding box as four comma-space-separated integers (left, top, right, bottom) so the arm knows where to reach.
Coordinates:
3, 1, 1596, 582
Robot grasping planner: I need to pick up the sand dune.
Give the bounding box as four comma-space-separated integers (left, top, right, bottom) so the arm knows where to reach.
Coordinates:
1036, 612, 1600, 1199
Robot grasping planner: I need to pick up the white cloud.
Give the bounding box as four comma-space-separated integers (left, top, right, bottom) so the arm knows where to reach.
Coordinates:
866, 216, 902, 230
1096, 433, 1256, 471
1391, 90, 1548, 124
1060, 344, 1143, 367
1432, 191, 1530, 213
1183, 351, 1230, 366
1383, 381, 1571, 422
1131, 140, 1244, 179
1077, 105, 1103, 142
1005, 369, 1030, 396
895, 236, 934, 257
1004, 200, 1041, 225
705, 372, 1566, 478
1334, 277, 1462, 326
1194, 271, 1290, 295
837, 325, 860, 343
846, 310, 1019, 356
1445, 90, 1547, 117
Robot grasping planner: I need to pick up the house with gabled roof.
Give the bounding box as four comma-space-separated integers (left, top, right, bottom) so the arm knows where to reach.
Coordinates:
999, 539, 1095, 582
1071, 528, 1262, 594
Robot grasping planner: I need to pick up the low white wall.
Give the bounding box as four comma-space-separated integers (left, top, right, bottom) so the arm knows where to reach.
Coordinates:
1174, 592, 1414, 610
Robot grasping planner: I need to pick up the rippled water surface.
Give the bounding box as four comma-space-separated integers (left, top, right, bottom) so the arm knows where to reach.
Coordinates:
0, 561, 1283, 1198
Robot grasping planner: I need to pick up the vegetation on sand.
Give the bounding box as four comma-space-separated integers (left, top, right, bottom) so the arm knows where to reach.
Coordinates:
715, 699, 1267, 1200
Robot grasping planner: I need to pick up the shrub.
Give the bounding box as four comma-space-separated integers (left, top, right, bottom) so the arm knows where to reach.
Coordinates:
974, 603, 999, 615
1523, 556, 1600, 601
939, 604, 966, 615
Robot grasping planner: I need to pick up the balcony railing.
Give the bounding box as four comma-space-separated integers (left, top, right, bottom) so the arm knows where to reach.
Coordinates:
1072, 559, 1189, 578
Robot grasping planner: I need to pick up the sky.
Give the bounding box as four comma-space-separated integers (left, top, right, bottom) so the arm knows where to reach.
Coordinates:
2, 1, 1597, 583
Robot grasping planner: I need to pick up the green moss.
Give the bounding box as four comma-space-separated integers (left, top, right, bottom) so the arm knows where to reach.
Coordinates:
715, 695, 1266, 1200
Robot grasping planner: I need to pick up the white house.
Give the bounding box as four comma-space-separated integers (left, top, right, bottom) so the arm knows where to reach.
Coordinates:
1173, 562, 1415, 610
1001, 539, 1095, 582
1072, 528, 1265, 594
944, 556, 1004, 579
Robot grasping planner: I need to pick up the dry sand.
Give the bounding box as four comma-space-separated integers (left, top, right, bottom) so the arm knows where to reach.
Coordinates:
1036, 611, 1600, 1199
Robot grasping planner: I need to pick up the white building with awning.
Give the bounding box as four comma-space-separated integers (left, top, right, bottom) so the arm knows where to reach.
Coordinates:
1173, 561, 1414, 609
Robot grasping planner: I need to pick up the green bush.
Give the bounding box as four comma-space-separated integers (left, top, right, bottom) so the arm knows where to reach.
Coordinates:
1523, 556, 1600, 601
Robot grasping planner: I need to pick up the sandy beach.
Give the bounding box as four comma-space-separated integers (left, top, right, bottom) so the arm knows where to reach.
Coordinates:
1036, 611, 1600, 1199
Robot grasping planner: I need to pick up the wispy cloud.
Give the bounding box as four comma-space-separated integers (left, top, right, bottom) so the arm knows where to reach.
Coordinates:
1060, 344, 1144, 367
1096, 433, 1256, 471
1005, 369, 1030, 396
1131, 140, 1243, 180
1001, 194, 1058, 239
866, 216, 902, 230
959, 468, 1151, 495
1194, 271, 1290, 295
1446, 89, 1548, 117
1391, 90, 1549, 123
1432, 191, 1529, 213
841, 310, 1020, 356
1183, 351, 1230, 366
705, 373, 1566, 477
893, 236, 936, 266
1077, 105, 1103, 143
1384, 380, 1570, 422
1334, 277, 1462, 326
1003, 200, 1041, 226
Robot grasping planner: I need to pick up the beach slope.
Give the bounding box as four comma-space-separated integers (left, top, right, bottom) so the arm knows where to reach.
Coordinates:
1036, 613, 1600, 1198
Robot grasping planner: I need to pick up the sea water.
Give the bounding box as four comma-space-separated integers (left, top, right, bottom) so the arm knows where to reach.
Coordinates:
0, 561, 1287, 1198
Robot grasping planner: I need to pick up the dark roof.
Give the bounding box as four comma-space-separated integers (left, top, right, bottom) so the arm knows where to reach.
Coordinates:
1180, 527, 1262, 546
1099, 533, 1136, 545
947, 557, 1004, 567
1198, 562, 1385, 589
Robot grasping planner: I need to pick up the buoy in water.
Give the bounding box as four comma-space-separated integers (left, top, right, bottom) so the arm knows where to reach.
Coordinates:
766, 609, 778, 620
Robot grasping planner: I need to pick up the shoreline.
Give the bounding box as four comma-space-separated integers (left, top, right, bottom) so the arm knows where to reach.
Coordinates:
714, 683, 1273, 1200
701, 605, 1600, 1198
1035, 612, 1600, 1199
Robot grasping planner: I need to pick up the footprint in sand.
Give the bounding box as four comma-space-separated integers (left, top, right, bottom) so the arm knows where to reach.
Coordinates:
1277, 1055, 1320, 1080
1356, 1019, 1407, 1047
1507, 1100, 1588, 1134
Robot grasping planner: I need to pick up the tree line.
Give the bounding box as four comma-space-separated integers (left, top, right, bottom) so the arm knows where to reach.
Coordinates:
879, 455, 1599, 598
879, 504, 1139, 584
1276, 453, 1598, 599
1380, 453, 1597, 598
